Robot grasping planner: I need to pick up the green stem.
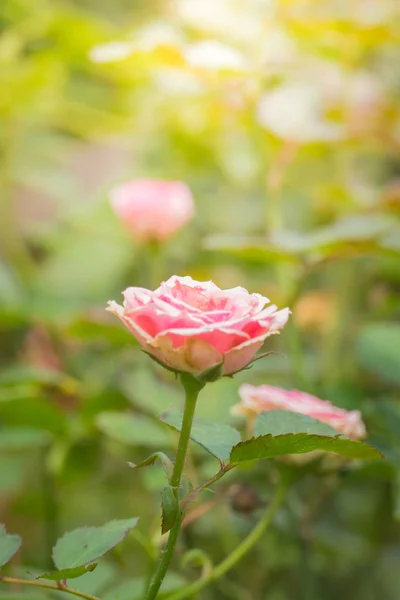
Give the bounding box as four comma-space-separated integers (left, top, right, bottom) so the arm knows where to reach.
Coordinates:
181, 465, 234, 513
165, 477, 289, 600
0, 576, 100, 600
145, 375, 204, 600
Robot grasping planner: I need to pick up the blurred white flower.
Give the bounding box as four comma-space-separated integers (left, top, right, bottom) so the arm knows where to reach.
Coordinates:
130, 22, 183, 52
89, 22, 183, 64
154, 69, 205, 96
257, 82, 343, 142
89, 41, 136, 64
174, 0, 270, 44
256, 58, 383, 142
184, 40, 247, 71
336, 0, 396, 25
260, 28, 297, 69
315, 63, 383, 110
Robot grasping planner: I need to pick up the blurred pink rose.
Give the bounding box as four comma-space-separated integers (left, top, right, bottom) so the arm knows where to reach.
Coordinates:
235, 384, 366, 439
110, 179, 194, 241
107, 276, 289, 377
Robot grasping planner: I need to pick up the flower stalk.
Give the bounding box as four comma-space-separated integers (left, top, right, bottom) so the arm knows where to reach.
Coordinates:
145, 374, 205, 600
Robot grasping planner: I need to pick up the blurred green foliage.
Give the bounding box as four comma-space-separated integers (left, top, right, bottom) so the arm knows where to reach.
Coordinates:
1, 0, 400, 598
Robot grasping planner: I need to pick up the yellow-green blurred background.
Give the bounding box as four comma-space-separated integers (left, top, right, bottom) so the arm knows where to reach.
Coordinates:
1, 0, 400, 598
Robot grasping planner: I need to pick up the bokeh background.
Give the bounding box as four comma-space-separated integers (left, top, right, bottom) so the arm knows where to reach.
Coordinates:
1, 0, 400, 598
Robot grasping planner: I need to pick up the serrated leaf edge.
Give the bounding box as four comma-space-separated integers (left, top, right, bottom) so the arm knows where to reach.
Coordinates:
161, 486, 179, 535
229, 432, 384, 462
128, 452, 174, 480
159, 414, 222, 462
52, 518, 139, 570
0, 523, 22, 568
37, 563, 98, 581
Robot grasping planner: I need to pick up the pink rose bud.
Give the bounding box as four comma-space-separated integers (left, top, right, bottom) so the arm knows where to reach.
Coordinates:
107, 276, 290, 379
234, 384, 366, 440
110, 179, 195, 242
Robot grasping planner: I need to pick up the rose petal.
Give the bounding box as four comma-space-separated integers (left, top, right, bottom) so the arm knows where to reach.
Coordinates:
223, 332, 277, 375
106, 301, 152, 345
147, 335, 223, 375
236, 384, 367, 440
122, 287, 153, 310
107, 277, 290, 377
260, 307, 291, 331
151, 325, 250, 353
110, 180, 194, 242
126, 305, 205, 338
162, 275, 219, 292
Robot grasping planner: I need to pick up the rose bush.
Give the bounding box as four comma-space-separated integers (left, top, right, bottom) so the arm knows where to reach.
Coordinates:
110, 179, 194, 241
234, 384, 366, 439
107, 275, 289, 377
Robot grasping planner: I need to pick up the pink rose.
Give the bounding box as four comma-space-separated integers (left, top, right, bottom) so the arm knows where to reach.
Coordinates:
235, 384, 366, 439
110, 179, 194, 242
107, 276, 290, 377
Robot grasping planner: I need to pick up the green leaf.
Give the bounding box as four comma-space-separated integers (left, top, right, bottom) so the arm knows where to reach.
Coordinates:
53, 518, 139, 570
0, 384, 39, 403
161, 485, 179, 535
270, 215, 396, 256
0, 524, 22, 567
206, 216, 397, 266
0, 399, 67, 436
356, 323, 400, 385
0, 366, 74, 389
312, 214, 395, 244
254, 410, 339, 437
0, 427, 51, 450
37, 564, 97, 581
128, 452, 174, 480
203, 235, 299, 264
159, 408, 241, 462
69, 560, 116, 595
195, 361, 224, 383
96, 412, 172, 447
230, 434, 382, 463
230, 410, 383, 463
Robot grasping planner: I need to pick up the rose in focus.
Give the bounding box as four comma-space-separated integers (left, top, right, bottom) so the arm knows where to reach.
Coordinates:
234, 384, 366, 439
110, 179, 194, 242
107, 276, 290, 377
